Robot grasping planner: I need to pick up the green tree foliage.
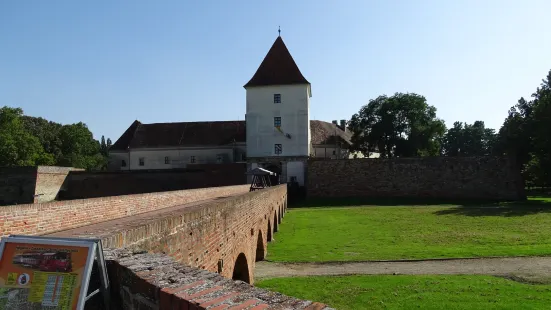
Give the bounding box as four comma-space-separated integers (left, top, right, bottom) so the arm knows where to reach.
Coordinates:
442, 121, 497, 156
21, 116, 63, 162
0, 106, 110, 170
349, 93, 446, 158
57, 123, 106, 170
0, 107, 54, 166
497, 70, 551, 187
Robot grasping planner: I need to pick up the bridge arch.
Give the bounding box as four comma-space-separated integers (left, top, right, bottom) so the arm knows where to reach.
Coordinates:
255, 230, 265, 261
278, 205, 282, 223
267, 220, 272, 242
232, 253, 250, 284
273, 212, 278, 232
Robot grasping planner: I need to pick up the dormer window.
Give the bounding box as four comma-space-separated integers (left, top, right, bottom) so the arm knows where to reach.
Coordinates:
274, 94, 281, 104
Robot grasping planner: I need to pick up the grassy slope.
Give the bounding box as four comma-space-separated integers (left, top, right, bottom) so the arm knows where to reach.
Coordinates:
268, 199, 551, 262
256, 275, 551, 310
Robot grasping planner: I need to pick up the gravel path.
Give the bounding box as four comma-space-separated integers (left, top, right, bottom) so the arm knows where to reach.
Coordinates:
255, 257, 551, 283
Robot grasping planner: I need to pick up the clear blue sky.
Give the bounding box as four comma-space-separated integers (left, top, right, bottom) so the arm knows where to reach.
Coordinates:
1, 1, 550, 141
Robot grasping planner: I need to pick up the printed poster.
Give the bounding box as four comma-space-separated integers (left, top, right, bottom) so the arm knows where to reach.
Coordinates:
0, 240, 92, 310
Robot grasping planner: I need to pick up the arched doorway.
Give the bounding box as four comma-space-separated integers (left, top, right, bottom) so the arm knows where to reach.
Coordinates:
264, 164, 281, 185
273, 212, 278, 232
232, 253, 250, 283
255, 230, 265, 262
267, 221, 272, 242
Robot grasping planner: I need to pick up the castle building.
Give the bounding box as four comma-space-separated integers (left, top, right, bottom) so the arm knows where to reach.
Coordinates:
109, 35, 354, 186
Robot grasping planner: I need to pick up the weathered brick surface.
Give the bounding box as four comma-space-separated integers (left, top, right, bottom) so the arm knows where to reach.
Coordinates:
0, 166, 83, 206
103, 248, 333, 310
308, 156, 525, 200
35, 166, 83, 203
2, 181, 328, 309
61, 163, 247, 200
51, 185, 288, 285
0, 166, 36, 205
0, 184, 249, 237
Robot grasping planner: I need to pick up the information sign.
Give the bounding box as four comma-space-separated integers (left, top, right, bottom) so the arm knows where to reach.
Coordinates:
0, 236, 100, 310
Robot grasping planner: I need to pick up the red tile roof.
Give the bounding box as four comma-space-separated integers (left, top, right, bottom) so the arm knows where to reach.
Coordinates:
244, 36, 309, 88
110, 120, 350, 151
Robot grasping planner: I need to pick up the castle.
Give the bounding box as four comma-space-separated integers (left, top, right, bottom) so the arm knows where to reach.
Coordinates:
109, 35, 355, 186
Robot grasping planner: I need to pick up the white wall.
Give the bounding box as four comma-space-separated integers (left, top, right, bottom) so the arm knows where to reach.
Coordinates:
311, 146, 350, 159
246, 84, 311, 158
286, 161, 305, 185
109, 145, 246, 170
310, 147, 380, 159
109, 152, 131, 170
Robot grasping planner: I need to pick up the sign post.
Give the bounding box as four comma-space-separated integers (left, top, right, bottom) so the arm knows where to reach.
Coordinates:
0, 236, 110, 310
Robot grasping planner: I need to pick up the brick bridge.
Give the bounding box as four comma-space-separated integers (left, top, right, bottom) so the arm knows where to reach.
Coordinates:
0, 185, 331, 309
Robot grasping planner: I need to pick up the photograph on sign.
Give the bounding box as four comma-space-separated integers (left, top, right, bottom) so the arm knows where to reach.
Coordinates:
0, 237, 96, 310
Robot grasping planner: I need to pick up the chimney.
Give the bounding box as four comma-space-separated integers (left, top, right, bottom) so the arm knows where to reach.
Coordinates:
332, 120, 338, 125
340, 120, 346, 132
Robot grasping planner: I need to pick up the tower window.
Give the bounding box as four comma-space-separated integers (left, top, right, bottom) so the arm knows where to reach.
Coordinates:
139, 157, 145, 166
164, 156, 170, 164
274, 117, 281, 128
190, 156, 196, 163
274, 94, 281, 103
274, 144, 282, 155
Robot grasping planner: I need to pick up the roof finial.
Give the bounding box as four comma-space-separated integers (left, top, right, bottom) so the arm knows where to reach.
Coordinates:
278, 26, 281, 37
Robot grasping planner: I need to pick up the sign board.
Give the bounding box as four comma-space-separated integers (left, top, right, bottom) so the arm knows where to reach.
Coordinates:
0, 236, 109, 310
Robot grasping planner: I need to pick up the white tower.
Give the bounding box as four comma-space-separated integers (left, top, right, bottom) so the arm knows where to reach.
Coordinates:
244, 34, 311, 186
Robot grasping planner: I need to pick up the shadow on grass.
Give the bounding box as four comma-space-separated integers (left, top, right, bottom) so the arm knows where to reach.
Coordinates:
290, 197, 551, 217
291, 197, 503, 208
433, 200, 551, 217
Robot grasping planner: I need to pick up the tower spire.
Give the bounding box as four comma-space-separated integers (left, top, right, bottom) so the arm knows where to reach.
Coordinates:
278, 26, 281, 36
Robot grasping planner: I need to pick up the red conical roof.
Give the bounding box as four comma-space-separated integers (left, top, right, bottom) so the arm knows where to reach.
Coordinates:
244, 36, 309, 88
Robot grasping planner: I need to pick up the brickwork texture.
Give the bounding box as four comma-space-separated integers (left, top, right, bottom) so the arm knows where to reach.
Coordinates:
0, 167, 36, 206
0, 184, 249, 237
308, 156, 525, 200
0, 166, 82, 206
60, 163, 247, 200
3, 182, 327, 309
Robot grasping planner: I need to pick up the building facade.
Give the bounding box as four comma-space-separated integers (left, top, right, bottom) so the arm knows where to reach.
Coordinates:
109, 35, 363, 185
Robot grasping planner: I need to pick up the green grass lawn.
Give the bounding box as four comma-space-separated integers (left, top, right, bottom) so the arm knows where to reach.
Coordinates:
268, 198, 551, 262
256, 275, 551, 310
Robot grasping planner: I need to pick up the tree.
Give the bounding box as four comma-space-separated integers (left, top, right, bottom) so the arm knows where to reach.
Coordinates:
57, 123, 105, 170
442, 121, 497, 156
22, 116, 63, 162
497, 69, 551, 187
349, 93, 446, 158
0, 107, 54, 166
100, 135, 107, 156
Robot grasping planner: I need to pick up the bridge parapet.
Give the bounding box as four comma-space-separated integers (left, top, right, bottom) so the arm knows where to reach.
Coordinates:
104, 248, 332, 310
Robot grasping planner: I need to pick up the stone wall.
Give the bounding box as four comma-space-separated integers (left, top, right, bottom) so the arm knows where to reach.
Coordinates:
0, 166, 83, 206
0, 184, 249, 237
0, 167, 36, 206
59, 163, 247, 200
35, 166, 83, 203
308, 156, 525, 200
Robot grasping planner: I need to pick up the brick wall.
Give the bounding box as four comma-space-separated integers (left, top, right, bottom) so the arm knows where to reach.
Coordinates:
0, 167, 36, 206
3, 183, 330, 309
0, 184, 249, 237
35, 166, 83, 203
96, 185, 288, 284
0, 166, 83, 206
102, 248, 331, 310
60, 163, 247, 200
308, 156, 525, 200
